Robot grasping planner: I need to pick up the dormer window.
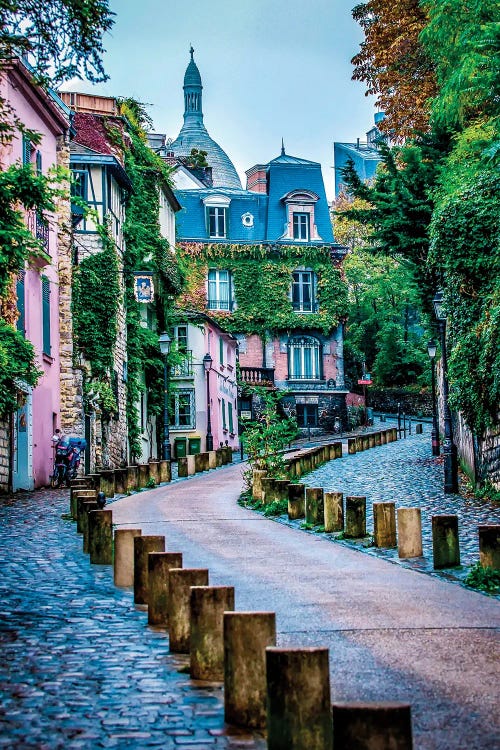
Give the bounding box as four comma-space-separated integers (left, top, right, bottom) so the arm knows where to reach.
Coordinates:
293, 213, 309, 241
203, 194, 231, 239
281, 190, 321, 242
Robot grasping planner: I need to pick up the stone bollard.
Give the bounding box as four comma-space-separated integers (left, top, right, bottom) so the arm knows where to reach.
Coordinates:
148, 461, 160, 485
301, 454, 312, 475
114, 468, 128, 495
126, 465, 139, 492
137, 463, 149, 488
373, 502, 397, 548
77, 493, 96, 533
368, 434, 375, 449
177, 457, 188, 478
380, 430, 387, 445
362, 435, 370, 451
148, 552, 183, 626
70, 477, 90, 489
186, 454, 196, 475
331, 702, 413, 749
71, 489, 96, 521
159, 460, 171, 483
99, 470, 115, 498
82, 501, 98, 553
266, 647, 332, 750
194, 452, 209, 473
347, 438, 356, 455
262, 478, 277, 505
392, 427, 398, 441
374, 432, 381, 447
87, 473, 101, 491
333, 442, 343, 459
208, 451, 217, 469
88, 509, 113, 565
324, 492, 343, 533
345, 497, 366, 538
293, 459, 302, 478
305, 488, 324, 526
168, 568, 209, 653
478, 525, 500, 570
432, 515, 460, 569
416, 423, 423, 434
224, 612, 276, 729
225, 446, 233, 463
215, 448, 224, 467
190, 585, 235, 680
288, 484, 306, 520
134, 535, 165, 605
114, 528, 142, 587
274, 480, 290, 504
397, 508, 423, 558
252, 470, 268, 502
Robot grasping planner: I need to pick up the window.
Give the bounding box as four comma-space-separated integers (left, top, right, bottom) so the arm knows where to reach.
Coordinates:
296, 403, 318, 428
219, 336, 224, 365
221, 398, 227, 430
16, 273, 25, 337
228, 402, 234, 433
173, 389, 195, 429
22, 135, 32, 165
41, 277, 51, 356
208, 269, 233, 310
71, 170, 88, 201
35, 151, 42, 176
172, 326, 193, 377
208, 206, 227, 238
288, 336, 321, 380
293, 212, 309, 241
176, 325, 188, 352
292, 270, 317, 312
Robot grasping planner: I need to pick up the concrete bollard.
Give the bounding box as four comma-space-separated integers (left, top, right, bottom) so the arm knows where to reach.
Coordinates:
392, 427, 398, 441
88, 509, 113, 565
345, 497, 366, 538
224, 612, 276, 729
194, 452, 209, 473
331, 702, 413, 749
432, 515, 460, 569
380, 430, 387, 445
333, 442, 343, 459
362, 435, 370, 451
215, 448, 224, 467
208, 450, 217, 469
305, 488, 324, 526
328, 444, 337, 461
324, 492, 343, 533
416, 423, 423, 434
148, 552, 183, 626
87, 473, 101, 491
355, 436, 364, 452
301, 454, 312, 475
347, 438, 356, 455
397, 508, 423, 558
114, 528, 142, 587
99, 470, 115, 498
134, 535, 165, 605
374, 432, 381, 447
76, 493, 95, 533
71, 489, 96, 521
137, 463, 149, 488
190, 585, 235, 680
70, 477, 90, 489
159, 460, 171, 483
177, 457, 188, 478
148, 461, 160, 485
266, 647, 332, 750
368, 434, 375, 449
478, 525, 500, 570
252, 470, 268, 502
126, 465, 139, 492
114, 468, 128, 495
82, 500, 98, 553
274, 480, 290, 504
262, 478, 277, 505
288, 484, 306, 520
373, 502, 397, 548
225, 447, 233, 463
186, 454, 196, 475
168, 568, 209, 653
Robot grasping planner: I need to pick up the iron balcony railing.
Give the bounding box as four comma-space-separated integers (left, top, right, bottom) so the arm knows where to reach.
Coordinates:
27, 210, 50, 254
171, 350, 193, 377
239, 367, 275, 387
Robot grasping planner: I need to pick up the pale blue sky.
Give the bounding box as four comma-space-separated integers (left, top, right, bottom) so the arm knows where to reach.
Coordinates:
61, 0, 376, 199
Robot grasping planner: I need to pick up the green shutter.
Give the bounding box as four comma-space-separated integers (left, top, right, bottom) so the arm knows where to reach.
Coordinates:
222, 398, 226, 429
16, 274, 25, 336
228, 402, 233, 433
219, 336, 224, 365
42, 277, 51, 355
36, 150, 42, 175
22, 135, 31, 165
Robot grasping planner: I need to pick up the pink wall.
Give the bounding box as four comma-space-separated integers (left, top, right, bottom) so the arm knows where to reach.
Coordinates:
2, 62, 69, 486
206, 325, 239, 450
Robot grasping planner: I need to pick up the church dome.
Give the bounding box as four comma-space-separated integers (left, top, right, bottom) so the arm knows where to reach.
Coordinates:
170, 49, 242, 190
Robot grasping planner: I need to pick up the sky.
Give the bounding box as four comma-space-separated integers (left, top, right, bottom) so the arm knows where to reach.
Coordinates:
61, 0, 376, 201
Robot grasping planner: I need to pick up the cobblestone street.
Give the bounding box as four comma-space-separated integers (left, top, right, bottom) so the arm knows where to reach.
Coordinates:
0, 489, 265, 749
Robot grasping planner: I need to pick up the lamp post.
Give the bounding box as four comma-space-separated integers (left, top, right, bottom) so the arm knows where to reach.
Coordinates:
158, 332, 171, 461
433, 292, 458, 493
203, 352, 214, 451
427, 338, 440, 456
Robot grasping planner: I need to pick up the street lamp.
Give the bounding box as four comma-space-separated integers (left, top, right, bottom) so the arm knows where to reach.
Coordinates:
433, 292, 458, 493
203, 352, 214, 451
427, 338, 440, 456
159, 332, 171, 461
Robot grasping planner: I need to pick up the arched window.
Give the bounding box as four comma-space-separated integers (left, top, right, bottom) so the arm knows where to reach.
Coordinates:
288, 336, 322, 380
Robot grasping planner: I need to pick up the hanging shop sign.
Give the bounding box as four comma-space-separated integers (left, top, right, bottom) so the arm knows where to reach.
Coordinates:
134, 273, 155, 303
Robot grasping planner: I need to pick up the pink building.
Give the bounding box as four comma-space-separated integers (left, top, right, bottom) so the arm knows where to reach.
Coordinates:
0, 59, 71, 489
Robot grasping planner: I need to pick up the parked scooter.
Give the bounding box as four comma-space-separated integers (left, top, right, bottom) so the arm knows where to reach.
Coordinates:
50, 436, 87, 488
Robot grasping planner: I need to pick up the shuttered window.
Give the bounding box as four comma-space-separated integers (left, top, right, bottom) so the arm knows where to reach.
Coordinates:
22, 135, 32, 165
16, 273, 25, 336
42, 277, 51, 355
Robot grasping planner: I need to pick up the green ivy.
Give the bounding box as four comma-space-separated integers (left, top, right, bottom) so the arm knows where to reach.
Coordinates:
0, 320, 41, 418
178, 244, 348, 336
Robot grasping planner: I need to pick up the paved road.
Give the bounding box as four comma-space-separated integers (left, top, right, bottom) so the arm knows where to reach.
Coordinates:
111, 461, 500, 750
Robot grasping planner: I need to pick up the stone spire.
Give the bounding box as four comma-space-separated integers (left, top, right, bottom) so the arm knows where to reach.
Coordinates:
183, 46, 203, 124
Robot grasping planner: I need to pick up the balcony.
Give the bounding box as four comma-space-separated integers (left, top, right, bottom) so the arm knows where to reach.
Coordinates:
239, 367, 275, 388
27, 210, 50, 264
171, 350, 193, 378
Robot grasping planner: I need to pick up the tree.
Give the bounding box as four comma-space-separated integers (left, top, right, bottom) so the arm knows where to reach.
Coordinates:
351, 0, 437, 140
242, 388, 298, 479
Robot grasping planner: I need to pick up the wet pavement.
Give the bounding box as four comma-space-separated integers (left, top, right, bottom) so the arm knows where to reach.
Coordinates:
0, 489, 266, 749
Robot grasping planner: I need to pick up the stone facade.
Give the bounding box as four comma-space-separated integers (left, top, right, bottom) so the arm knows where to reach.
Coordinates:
0, 419, 10, 492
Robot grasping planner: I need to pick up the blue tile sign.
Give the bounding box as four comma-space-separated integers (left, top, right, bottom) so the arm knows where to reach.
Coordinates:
134, 274, 154, 303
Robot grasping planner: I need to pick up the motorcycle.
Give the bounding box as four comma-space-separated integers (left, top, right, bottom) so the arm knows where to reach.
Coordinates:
51, 436, 87, 488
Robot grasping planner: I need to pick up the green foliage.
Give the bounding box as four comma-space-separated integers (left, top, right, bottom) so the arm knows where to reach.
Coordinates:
464, 562, 500, 595
185, 148, 208, 168
263, 498, 288, 517
145, 476, 157, 488
243, 388, 298, 478
0, 320, 41, 418
178, 244, 348, 336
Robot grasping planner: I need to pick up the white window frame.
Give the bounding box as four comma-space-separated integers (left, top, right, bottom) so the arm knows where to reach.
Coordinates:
293, 212, 310, 241
208, 269, 233, 311
288, 336, 322, 380
292, 270, 317, 313
203, 194, 231, 240
208, 206, 227, 238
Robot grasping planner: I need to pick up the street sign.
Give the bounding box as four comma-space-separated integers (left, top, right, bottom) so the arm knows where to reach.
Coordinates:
358, 379, 372, 385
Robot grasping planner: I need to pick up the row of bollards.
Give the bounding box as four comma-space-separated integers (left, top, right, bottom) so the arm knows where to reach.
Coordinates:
282, 481, 500, 571
70, 475, 417, 749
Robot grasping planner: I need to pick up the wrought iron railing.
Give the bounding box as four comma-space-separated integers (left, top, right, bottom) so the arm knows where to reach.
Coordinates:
239, 367, 275, 386
171, 350, 193, 377
27, 210, 50, 254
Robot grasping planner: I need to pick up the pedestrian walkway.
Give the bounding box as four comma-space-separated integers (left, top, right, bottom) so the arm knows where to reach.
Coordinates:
0, 489, 266, 749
